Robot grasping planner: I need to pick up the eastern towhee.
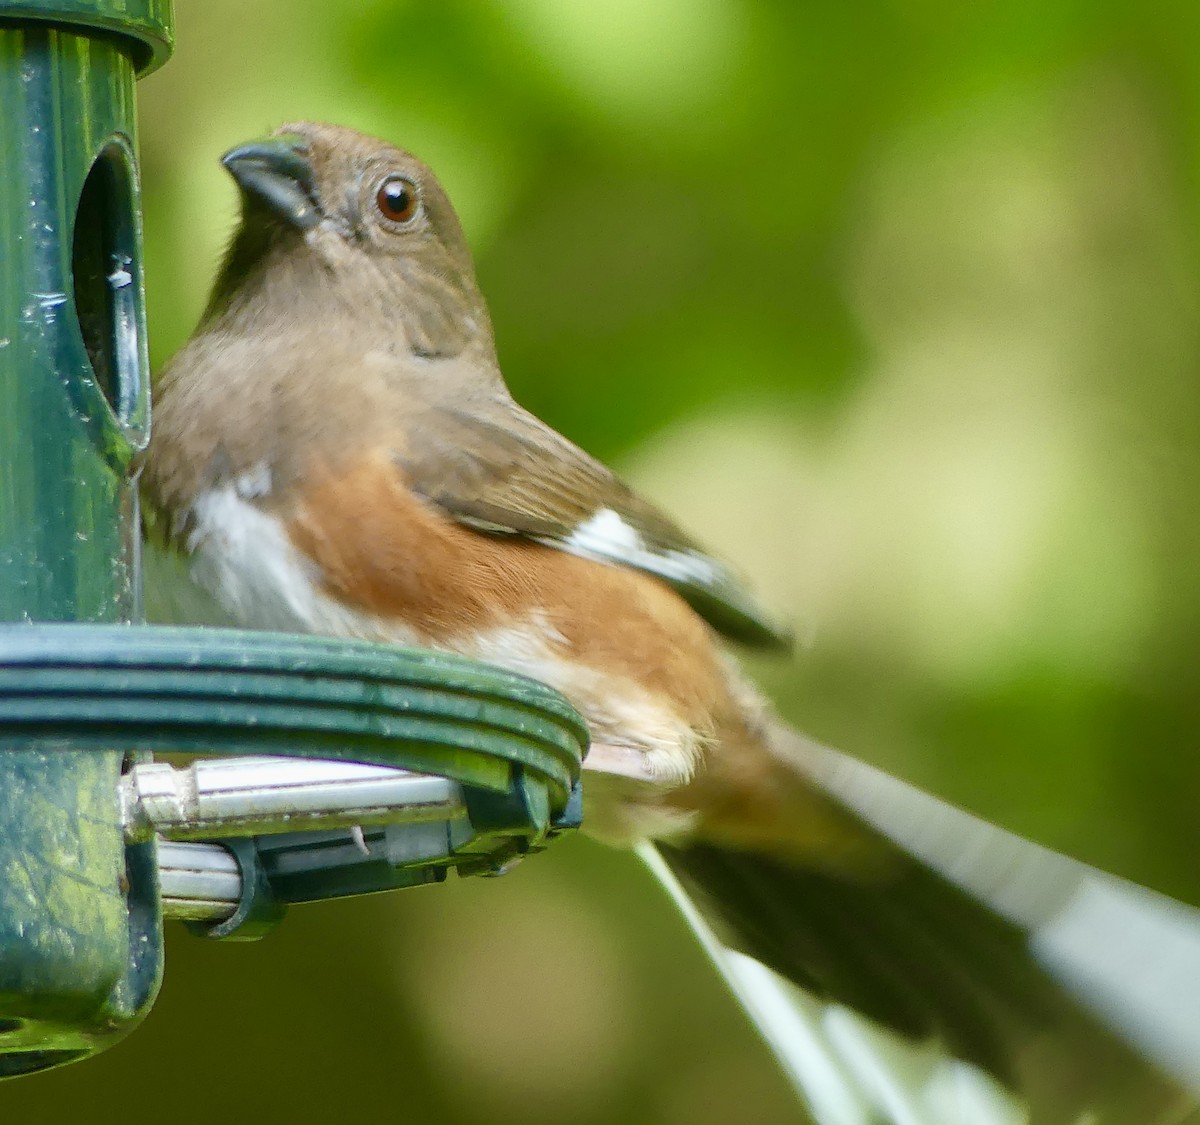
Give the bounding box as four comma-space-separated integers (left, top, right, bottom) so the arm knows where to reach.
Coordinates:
142, 123, 1197, 1123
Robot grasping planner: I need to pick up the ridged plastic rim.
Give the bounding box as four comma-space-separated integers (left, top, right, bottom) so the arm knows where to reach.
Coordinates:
0, 625, 588, 811
0, 0, 174, 74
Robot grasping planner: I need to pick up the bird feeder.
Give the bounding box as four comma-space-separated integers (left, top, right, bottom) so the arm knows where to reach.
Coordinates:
0, 0, 586, 1080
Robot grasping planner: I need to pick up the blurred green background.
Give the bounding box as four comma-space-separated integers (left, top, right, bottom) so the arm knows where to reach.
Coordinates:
12, 0, 1200, 1121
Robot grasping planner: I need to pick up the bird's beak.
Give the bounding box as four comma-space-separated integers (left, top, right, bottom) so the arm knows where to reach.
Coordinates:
221, 134, 321, 230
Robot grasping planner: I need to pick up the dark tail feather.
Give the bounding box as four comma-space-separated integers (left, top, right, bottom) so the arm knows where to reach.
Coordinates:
654, 732, 1200, 1122
656, 840, 1049, 1083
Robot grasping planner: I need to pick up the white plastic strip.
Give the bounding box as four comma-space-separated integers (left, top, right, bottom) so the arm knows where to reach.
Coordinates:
122, 755, 466, 841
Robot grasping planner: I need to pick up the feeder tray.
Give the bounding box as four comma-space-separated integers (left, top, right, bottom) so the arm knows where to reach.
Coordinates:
0, 623, 587, 1072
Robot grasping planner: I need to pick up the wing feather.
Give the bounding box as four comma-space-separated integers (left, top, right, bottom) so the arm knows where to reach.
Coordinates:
397, 397, 791, 649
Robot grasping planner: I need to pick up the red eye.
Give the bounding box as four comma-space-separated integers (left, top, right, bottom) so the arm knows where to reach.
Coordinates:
375, 175, 419, 224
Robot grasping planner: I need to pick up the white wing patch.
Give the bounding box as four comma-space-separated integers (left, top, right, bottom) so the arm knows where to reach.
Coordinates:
566, 507, 646, 555
562, 507, 724, 590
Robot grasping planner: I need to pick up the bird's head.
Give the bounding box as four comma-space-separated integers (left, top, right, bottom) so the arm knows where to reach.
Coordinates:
205, 121, 490, 360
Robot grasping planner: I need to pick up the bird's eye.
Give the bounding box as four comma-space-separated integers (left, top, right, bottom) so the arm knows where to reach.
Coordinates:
375, 175, 419, 224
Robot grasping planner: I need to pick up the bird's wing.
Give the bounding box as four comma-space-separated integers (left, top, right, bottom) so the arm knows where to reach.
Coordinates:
395, 395, 792, 650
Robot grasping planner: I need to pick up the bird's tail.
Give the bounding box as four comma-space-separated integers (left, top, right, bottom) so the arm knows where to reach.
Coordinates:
650, 720, 1200, 1125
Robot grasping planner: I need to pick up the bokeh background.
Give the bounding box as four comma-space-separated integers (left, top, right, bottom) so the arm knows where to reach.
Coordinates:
12, 0, 1200, 1121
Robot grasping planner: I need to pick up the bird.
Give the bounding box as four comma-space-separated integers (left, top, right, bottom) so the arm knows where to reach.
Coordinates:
142, 122, 1200, 1124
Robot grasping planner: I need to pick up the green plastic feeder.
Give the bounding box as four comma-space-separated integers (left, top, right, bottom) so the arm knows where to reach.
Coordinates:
0, 0, 587, 1081
0, 0, 169, 1078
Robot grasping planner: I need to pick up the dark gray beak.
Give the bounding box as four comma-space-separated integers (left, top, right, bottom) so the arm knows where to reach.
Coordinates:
221, 135, 321, 230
